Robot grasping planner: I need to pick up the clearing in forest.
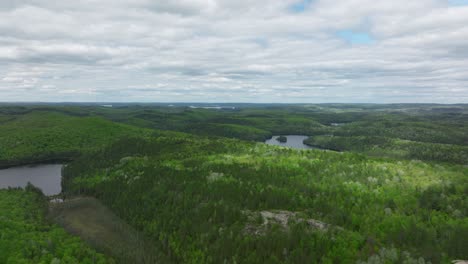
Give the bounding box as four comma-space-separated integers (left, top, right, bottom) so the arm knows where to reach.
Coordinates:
48, 196, 165, 263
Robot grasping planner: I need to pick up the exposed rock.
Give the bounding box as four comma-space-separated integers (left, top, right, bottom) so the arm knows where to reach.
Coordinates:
50, 198, 64, 203
243, 210, 333, 236
207, 172, 224, 182
119, 156, 135, 164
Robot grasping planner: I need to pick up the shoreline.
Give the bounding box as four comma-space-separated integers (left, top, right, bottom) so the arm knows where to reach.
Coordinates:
0, 158, 72, 170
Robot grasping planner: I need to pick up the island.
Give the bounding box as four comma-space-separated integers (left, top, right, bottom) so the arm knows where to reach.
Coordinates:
276, 135, 287, 143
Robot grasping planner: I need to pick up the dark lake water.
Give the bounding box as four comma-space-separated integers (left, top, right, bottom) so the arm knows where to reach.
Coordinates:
264, 135, 314, 150
0, 164, 63, 196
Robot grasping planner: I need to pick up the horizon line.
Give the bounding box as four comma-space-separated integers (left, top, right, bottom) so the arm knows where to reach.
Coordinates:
0, 101, 467, 105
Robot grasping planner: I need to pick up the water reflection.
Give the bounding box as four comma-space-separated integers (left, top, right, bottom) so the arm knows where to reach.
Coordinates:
0, 164, 63, 195
264, 135, 314, 150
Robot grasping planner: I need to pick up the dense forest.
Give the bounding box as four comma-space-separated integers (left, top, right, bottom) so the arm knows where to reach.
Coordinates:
61, 136, 467, 263
0, 111, 150, 168
1, 103, 467, 165
0, 103, 467, 263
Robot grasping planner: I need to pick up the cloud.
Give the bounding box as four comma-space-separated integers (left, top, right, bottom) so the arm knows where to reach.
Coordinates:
0, 0, 467, 102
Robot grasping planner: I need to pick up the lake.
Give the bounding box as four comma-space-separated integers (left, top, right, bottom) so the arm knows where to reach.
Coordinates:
0, 164, 63, 196
264, 135, 314, 150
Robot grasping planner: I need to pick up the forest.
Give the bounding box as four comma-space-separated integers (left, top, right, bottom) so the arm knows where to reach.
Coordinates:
0, 103, 467, 263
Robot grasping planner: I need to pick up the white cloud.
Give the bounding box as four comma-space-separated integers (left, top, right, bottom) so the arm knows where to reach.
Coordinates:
0, 0, 467, 102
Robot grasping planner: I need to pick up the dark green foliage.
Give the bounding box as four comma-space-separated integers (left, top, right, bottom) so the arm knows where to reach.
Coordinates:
0, 111, 150, 168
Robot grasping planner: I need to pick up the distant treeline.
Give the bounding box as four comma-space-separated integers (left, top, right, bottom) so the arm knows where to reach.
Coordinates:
1, 104, 467, 165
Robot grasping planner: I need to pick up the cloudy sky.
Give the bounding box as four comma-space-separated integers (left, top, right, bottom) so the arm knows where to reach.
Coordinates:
1, 0, 468, 103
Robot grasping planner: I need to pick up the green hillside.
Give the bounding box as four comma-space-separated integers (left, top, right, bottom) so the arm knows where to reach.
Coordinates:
0, 104, 466, 263
0, 111, 149, 168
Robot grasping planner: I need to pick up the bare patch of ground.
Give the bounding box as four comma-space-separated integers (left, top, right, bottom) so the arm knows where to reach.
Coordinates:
48, 196, 166, 264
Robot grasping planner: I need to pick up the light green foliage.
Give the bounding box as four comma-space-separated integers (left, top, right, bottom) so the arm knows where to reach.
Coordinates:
358, 247, 429, 264
63, 136, 468, 263
1, 104, 467, 263
0, 188, 112, 263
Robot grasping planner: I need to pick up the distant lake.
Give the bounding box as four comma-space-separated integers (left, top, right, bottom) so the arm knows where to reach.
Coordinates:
0, 164, 63, 196
265, 135, 314, 150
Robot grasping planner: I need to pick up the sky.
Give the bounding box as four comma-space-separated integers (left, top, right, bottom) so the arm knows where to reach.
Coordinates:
1, 0, 468, 103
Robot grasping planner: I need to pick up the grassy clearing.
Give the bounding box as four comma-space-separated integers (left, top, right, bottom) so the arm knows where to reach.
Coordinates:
49, 196, 165, 264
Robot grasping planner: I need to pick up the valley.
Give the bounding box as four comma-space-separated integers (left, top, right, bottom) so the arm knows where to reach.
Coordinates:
0, 103, 467, 263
